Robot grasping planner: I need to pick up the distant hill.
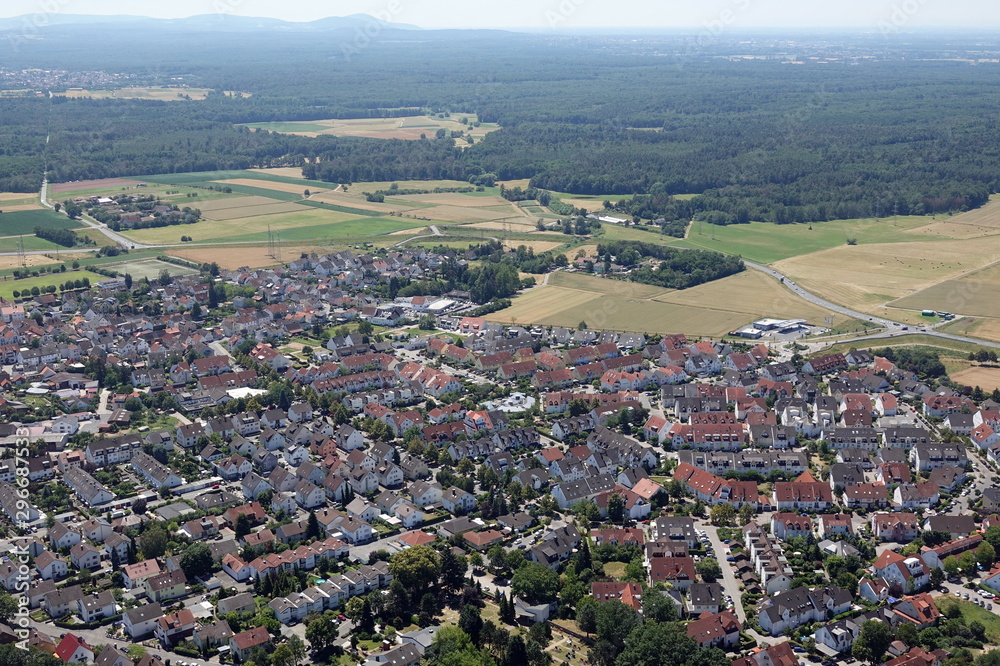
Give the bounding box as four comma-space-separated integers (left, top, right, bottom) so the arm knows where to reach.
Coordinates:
0, 13, 422, 32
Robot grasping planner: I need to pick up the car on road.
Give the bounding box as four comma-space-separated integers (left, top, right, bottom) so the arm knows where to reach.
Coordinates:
965, 593, 970, 600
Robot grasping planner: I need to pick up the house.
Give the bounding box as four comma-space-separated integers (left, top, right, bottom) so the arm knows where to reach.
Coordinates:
143, 569, 187, 603
79, 590, 116, 623
441, 486, 477, 514
123, 602, 162, 639
591, 581, 643, 611
36, 551, 68, 580
685, 610, 741, 649
813, 618, 862, 654
70, 542, 102, 571
648, 556, 697, 590
55, 634, 93, 664
155, 608, 196, 647
893, 593, 941, 629
687, 582, 723, 615
875, 550, 930, 594
771, 513, 812, 541
758, 586, 853, 636
93, 645, 132, 666
362, 643, 422, 666
859, 578, 890, 604
872, 513, 921, 543
193, 619, 235, 652
123, 559, 161, 589
732, 642, 798, 666
230, 627, 272, 661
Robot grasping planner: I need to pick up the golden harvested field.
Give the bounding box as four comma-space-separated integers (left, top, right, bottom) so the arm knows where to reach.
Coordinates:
398, 193, 509, 207
168, 245, 336, 270
465, 220, 539, 231
310, 191, 421, 214
60, 87, 213, 101
0, 254, 71, 270
656, 270, 836, 323
506, 240, 566, 253
497, 179, 532, 189
243, 114, 497, 140
50, 177, 145, 194
548, 271, 673, 299
0, 193, 36, 202
247, 167, 310, 179
774, 240, 985, 307
344, 180, 475, 194
213, 178, 330, 195
951, 366, 1000, 391
415, 205, 513, 223
939, 318, 1000, 343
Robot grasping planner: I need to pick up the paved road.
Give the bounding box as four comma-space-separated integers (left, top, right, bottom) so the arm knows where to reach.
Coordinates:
744, 260, 1000, 350
41, 179, 149, 250
701, 522, 744, 623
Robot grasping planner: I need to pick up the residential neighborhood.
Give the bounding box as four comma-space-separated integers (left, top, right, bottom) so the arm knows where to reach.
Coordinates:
0, 247, 999, 666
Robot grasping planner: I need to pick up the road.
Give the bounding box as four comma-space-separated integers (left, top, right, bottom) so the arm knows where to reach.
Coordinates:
40, 178, 150, 250
743, 260, 1000, 350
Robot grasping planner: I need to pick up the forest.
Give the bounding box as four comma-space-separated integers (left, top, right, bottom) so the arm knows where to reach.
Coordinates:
2, 24, 1000, 225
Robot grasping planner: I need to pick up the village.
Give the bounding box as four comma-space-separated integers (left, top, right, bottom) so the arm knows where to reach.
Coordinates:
0, 244, 999, 666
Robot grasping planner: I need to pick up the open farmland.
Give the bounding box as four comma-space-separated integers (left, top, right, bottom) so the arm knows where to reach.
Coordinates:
59, 87, 215, 101
197, 197, 308, 221
104, 258, 200, 281
951, 366, 1000, 391
0, 270, 105, 300
888, 260, 1000, 318
0, 209, 82, 235
167, 244, 340, 270
486, 269, 812, 336
50, 177, 147, 194
213, 178, 331, 195
242, 114, 498, 141
0, 193, 44, 212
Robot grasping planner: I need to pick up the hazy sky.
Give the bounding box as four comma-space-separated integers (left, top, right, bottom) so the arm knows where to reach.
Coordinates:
2, 0, 999, 31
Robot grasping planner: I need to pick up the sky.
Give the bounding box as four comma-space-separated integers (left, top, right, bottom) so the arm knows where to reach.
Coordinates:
2, 0, 999, 31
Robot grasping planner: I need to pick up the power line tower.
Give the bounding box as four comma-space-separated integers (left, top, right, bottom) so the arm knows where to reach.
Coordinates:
16, 236, 26, 268
274, 230, 281, 264
267, 225, 276, 260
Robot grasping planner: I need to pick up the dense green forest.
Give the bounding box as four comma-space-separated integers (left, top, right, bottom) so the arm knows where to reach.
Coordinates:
3, 22, 1000, 225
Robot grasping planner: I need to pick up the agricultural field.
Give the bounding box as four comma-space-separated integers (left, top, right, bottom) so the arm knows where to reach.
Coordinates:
167, 244, 340, 270
951, 366, 1000, 391
0, 193, 43, 212
0, 209, 83, 235
674, 216, 933, 264
242, 114, 499, 141
0, 270, 105, 300
486, 269, 814, 336
103, 258, 200, 281
50, 177, 148, 195
888, 261, 1000, 319
58, 87, 215, 100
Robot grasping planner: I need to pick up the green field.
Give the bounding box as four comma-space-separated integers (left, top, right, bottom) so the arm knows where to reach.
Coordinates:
671, 216, 933, 264
0, 270, 105, 300
0, 209, 82, 236
935, 596, 1000, 643
104, 258, 201, 281
0, 236, 62, 252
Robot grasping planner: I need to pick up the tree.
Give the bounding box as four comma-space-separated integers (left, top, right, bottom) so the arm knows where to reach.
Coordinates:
487, 545, 507, 574
896, 622, 920, 647
511, 562, 561, 604
140, 522, 169, 559
930, 567, 945, 588
419, 591, 438, 626
0, 592, 18, 624
389, 545, 441, 597
272, 644, 295, 666
459, 605, 484, 646
960, 549, 978, 575
132, 497, 147, 514
710, 502, 735, 526
607, 493, 625, 523
440, 549, 468, 591
577, 597, 598, 634
738, 503, 755, 526
594, 600, 641, 664
641, 587, 678, 623
696, 558, 722, 583
979, 542, 997, 567
853, 620, 892, 665
614, 621, 730, 666
503, 634, 528, 666
235, 513, 252, 539
306, 511, 321, 540
985, 526, 1000, 553
944, 555, 961, 577
305, 615, 338, 652
180, 542, 213, 579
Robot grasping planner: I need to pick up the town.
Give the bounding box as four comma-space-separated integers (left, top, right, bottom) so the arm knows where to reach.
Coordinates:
0, 243, 996, 666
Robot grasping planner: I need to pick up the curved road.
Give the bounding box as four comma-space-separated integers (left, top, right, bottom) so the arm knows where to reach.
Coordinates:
743, 259, 1000, 350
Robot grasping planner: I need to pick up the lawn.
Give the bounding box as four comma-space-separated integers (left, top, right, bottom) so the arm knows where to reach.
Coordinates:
673, 216, 933, 264
0, 269, 105, 300
0, 209, 82, 235
935, 596, 1000, 643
